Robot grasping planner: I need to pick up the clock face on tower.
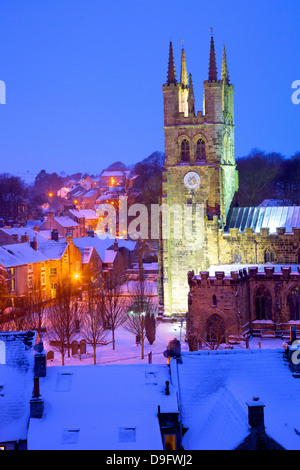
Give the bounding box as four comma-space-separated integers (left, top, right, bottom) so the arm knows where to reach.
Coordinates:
183, 171, 201, 190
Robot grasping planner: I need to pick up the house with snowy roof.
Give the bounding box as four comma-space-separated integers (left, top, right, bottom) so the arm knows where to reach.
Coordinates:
171, 345, 300, 450
0, 331, 37, 450
0, 242, 48, 300
0, 331, 181, 451
26, 360, 180, 450
81, 189, 100, 210
39, 212, 81, 238
66, 208, 99, 234
0, 227, 47, 245
72, 234, 138, 279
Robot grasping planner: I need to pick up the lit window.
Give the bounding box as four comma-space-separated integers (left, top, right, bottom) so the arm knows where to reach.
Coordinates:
28, 264, 33, 273
164, 434, 176, 450
50, 267, 57, 276
41, 272, 46, 286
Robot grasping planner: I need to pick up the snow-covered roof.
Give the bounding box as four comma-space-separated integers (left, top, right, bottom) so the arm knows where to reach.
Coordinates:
72, 235, 115, 262
175, 349, 300, 450
0, 331, 37, 443
79, 209, 98, 219
0, 227, 45, 243
83, 190, 97, 198
207, 263, 300, 277
104, 250, 117, 264
54, 216, 79, 228
79, 246, 94, 264
225, 206, 300, 233
0, 243, 47, 267
101, 171, 124, 177
27, 364, 177, 450
68, 209, 98, 220
37, 241, 68, 260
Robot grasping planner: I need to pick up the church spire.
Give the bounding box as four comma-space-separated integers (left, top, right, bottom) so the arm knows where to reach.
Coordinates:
167, 41, 177, 85
208, 31, 218, 81
188, 73, 195, 115
180, 46, 188, 87
221, 45, 230, 85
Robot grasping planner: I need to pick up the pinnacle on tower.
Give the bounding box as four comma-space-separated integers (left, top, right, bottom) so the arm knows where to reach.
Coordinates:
208, 32, 218, 81
188, 73, 195, 115
221, 45, 230, 85
167, 41, 177, 85
180, 47, 188, 87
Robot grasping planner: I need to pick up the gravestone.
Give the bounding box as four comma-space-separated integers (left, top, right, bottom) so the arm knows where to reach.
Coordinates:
80, 339, 86, 355
47, 350, 54, 361
71, 340, 78, 356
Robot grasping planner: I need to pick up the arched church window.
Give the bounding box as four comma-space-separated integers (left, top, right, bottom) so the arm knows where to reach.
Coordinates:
196, 139, 206, 161
288, 287, 300, 321
255, 287, 272, 320
180, 139, 190, 162
264, 248, 275, 263
233, 249, 242, 263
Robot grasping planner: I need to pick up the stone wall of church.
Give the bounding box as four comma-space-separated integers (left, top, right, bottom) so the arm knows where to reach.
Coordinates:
187, 266, 300, 348
218, 227, 300, 265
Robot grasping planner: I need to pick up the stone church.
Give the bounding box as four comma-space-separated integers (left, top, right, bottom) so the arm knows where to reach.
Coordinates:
158, 35, 300, 345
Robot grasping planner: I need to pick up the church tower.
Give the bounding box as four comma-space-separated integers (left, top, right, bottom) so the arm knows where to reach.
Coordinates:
159, 34, 238, 316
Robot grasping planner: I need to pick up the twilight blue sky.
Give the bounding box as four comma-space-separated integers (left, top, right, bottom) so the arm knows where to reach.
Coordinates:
0, 0, 299, 183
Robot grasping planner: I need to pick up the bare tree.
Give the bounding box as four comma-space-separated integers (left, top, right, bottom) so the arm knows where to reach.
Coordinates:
102, 275, 126, 350
123, 278, 157, 359
80, 287, 108, 364
186, 311, 231, 350
45, 278, 79, 365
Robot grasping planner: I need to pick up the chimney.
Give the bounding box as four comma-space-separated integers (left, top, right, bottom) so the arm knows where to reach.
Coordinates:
30, 377, 44, 419
247, 397, 265, 430
21, 232, 29, 243
66, 229, 73, 243
34, 338, 47, 378
12, 234, 19, 243
30, 237, 38, 251
51, 229, 59, 241
246, 397, 268, 449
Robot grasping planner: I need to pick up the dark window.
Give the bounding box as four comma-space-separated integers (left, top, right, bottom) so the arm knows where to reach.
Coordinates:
180, 139, 190, 162
288, 287, 300, 321
255, 287, 272, 320
196, 139, 206, 161
212, 295, 217, 306
264, 249, 275, 263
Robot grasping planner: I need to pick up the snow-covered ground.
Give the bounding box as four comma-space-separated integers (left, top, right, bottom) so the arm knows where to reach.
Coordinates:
44, 320, 286, 367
